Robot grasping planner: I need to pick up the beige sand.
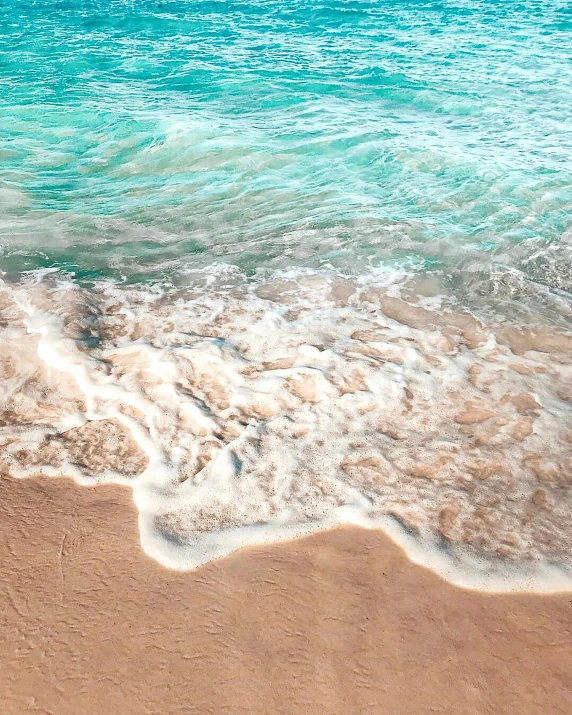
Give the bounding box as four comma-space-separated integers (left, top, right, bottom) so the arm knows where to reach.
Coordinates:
0, 475, 571, 715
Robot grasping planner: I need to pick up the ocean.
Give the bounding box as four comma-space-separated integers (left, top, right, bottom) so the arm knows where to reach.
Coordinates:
1, 0, 571, 590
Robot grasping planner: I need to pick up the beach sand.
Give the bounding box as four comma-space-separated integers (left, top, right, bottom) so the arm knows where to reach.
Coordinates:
1, 474, 571, 715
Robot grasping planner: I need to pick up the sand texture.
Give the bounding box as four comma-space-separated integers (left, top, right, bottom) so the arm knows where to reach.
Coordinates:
0, 474, 571, 715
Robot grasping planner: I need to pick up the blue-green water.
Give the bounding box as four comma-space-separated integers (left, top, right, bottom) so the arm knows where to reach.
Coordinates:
1, 0, 571, 321
2, 1, 572, 585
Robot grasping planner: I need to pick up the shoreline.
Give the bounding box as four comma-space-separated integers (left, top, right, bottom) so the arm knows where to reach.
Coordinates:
3, 275, 572, 583
1, 473, 571, 714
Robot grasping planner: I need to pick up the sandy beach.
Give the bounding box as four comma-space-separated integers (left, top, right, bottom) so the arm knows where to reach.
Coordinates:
2, 2, 572, 713
1, 473, 571, 715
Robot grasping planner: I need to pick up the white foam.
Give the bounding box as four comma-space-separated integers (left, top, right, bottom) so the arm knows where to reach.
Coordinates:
1, 270, 572, 593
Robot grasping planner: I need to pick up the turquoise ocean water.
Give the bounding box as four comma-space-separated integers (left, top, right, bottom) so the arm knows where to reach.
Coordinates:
1, 0, 571, 323
2, 1, 572, 582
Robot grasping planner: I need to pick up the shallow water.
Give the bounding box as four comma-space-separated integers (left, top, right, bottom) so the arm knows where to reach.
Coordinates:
1, 0, 571, 589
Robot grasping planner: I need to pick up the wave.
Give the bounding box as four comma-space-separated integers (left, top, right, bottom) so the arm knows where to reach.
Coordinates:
1, 265, 571, 591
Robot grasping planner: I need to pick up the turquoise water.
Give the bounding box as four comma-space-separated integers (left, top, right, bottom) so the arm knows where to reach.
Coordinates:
2, 1, 572, 584
0, 0, 571, 320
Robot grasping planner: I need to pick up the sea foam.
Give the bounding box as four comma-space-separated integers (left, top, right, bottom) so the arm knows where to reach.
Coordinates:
1, 267, 571, 592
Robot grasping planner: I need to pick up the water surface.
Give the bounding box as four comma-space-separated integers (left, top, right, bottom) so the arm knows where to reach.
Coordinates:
1, 1, 571, 588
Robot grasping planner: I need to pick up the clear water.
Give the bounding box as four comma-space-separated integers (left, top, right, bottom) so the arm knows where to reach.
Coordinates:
1, 1, 572, 586
1, 0, 571, 320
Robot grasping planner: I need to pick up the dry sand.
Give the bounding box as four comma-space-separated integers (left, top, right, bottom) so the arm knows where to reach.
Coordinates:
0, 474, 571, 715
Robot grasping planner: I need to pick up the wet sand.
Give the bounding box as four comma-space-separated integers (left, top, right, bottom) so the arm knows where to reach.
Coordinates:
0, 474, 571, 715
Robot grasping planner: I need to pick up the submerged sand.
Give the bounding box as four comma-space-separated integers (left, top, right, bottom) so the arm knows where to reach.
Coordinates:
3, 276, 572, 581
1, 474, 571, 714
